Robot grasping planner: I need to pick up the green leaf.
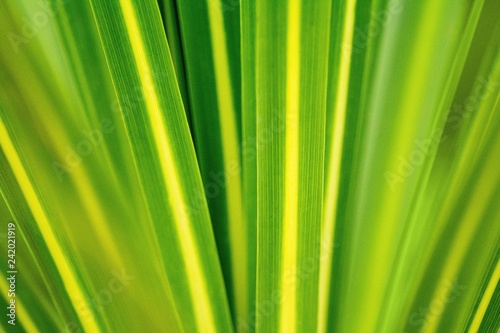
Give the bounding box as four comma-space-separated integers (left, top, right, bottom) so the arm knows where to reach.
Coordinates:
168, 0, 253, 325
1, 0, 499, 332
86, 0, 234, 331
241, 0, 332, 331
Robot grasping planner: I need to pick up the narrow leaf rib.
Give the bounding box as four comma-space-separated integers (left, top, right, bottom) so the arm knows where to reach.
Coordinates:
280, 0, 301, 330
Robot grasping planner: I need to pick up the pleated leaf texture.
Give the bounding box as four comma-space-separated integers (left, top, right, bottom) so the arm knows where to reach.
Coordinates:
0, 0, 499, 332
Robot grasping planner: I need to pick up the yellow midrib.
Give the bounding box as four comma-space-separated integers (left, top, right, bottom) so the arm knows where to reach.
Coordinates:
319, 0, 357, 331
467, 259, 500, 332
280, 0, 301, 331
206, 0, 248, 321
118, 1, 217, 332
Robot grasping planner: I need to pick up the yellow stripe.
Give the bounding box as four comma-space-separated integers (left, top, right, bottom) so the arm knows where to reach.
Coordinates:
468, 260, 500, 332
319, 1, 357, 331
0, 120, 101, 333
0, 272, 40, 333
118, 1, 217, 332
280, 0, 301, 331
17, 300, 41, 333
206, 0, 248, 320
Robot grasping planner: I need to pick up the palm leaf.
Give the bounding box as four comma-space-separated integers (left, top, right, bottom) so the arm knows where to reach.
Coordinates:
0, 0, 499, 332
